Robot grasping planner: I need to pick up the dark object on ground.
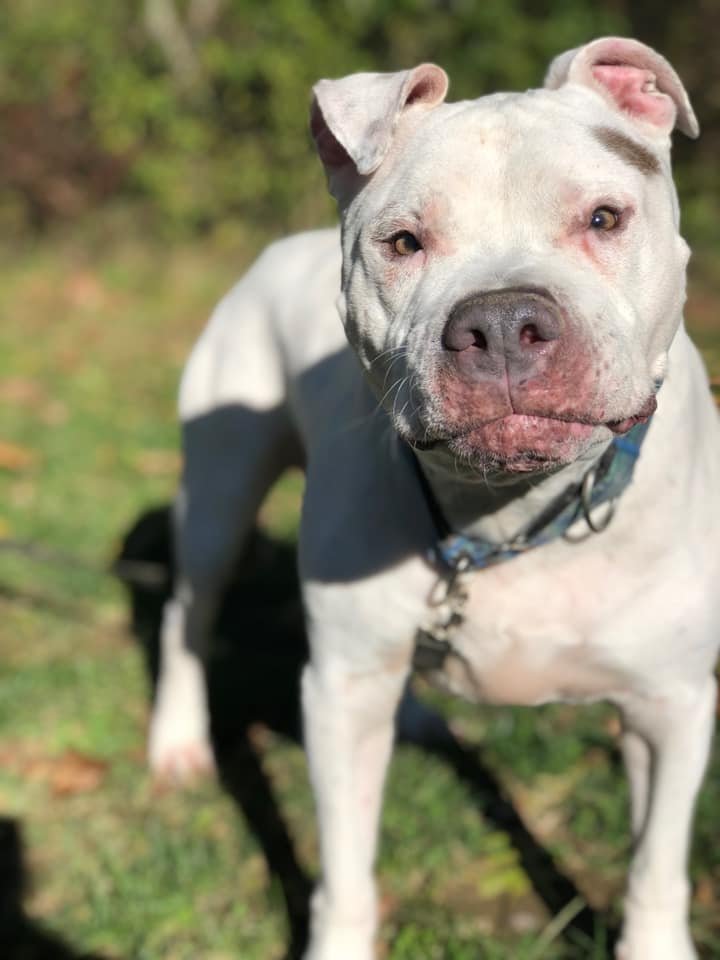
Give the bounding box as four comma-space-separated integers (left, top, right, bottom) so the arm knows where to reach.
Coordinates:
0, 817, 107, 960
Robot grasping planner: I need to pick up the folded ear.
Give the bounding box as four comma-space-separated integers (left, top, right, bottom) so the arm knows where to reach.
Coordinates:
310, 63, 448, 189
545, 37, 698, 139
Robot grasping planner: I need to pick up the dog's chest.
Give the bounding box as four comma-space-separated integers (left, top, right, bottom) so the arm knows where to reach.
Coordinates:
424, 545, 635, 706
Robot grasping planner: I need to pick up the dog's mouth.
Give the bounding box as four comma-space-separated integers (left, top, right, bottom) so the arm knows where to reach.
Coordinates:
605, 407, 656, 434
443, 415, 598, 473
409, 397, 656, 471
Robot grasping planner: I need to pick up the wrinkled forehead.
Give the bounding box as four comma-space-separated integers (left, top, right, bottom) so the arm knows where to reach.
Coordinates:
360, 88, 667, 227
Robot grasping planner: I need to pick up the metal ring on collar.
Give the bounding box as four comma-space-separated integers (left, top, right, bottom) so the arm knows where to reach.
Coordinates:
580, 467, 617, 533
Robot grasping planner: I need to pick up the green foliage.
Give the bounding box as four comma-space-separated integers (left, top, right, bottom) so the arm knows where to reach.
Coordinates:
3, 0, 718, 242
7, 0, 716, 242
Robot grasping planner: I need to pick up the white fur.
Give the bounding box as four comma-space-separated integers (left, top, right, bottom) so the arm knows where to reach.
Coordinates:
150, 39, 720, 960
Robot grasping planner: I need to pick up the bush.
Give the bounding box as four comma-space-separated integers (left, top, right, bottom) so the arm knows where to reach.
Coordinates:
0, 0, 717, 244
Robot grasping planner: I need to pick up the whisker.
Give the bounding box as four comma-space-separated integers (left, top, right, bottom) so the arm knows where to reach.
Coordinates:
378, 374, 409, 412
380, 349, 409, 392
390, 378, 411, 422
369, 344, 406, 371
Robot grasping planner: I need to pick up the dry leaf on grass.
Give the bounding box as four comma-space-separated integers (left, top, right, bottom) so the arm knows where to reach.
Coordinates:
63, 270, 108, 310
0, 440, 37, 471
0, 377, 47, 407
695, 875, 716, 907
0, 744, 108, 796
47, 751, 108, 796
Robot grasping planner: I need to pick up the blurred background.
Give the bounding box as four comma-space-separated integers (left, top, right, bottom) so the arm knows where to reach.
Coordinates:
0, 2, 718, 959
1, 0, 719, 241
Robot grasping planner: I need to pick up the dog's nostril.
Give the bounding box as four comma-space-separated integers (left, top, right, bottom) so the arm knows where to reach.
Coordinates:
471, 329, 488, 350
444, 290, 561, 358
519, 323, 542, 345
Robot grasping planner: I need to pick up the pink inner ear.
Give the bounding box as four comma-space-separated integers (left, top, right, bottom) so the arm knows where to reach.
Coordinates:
404, 66, 447, 107
592, 64, 675, 130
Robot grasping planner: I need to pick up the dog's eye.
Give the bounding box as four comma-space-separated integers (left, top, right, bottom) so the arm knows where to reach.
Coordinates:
391, 231, 422, 256
589, 207, 620, 231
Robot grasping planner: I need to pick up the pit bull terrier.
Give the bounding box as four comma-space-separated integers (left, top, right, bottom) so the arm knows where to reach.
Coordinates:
148, 37, 720, 960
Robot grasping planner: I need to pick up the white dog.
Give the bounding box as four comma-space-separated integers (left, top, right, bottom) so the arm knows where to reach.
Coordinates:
149, 37, 720, 960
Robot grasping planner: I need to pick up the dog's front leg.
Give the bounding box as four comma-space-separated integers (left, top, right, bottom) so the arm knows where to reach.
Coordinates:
301, 637, 410, 960
617, 675, 717, 960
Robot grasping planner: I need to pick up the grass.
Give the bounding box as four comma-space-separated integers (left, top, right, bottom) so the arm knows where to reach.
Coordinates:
0, 224, 719, 960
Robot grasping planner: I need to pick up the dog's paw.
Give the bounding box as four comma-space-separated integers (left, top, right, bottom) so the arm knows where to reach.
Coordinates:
616, 920, 697, 960
303, 930, 374, 960
149, 736, 216, 784
148, 706, 215, 784
618, 887, 697, 960
304, 888, 376, 960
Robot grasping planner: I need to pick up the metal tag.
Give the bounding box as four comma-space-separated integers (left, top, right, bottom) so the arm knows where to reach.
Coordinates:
412, 627, 453, 672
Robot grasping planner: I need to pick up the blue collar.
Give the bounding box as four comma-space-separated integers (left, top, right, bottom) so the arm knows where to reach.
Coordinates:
413, 419, 652, 572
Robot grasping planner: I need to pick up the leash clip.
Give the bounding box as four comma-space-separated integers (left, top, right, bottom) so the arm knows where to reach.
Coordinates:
415, 552, 472, 673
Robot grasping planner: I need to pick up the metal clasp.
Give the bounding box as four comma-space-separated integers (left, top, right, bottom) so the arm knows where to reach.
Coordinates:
415, 552, 472, 673
580, 466, 617, 533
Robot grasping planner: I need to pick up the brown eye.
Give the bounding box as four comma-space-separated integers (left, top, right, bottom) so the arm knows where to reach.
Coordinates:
391, 231, 422, 256
590, 207, 620, 231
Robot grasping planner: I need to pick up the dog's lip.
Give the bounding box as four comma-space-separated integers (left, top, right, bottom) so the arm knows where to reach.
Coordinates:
408, 397, 657, 450
605, 395, 657, 433
409, 414, 593, 452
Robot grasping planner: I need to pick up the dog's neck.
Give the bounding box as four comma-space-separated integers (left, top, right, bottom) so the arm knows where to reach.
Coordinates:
414, 439, 611, 546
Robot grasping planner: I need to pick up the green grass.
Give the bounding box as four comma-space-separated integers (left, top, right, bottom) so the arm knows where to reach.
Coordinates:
0, 227, 719, 959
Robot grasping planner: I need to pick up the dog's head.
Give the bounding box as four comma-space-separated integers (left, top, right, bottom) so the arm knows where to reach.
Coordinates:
311, 38, 697, 475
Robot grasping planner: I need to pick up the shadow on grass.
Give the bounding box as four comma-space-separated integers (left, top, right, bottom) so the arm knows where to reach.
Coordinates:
0, 817, 107, 960
117, 505, 615, 959
117, 506, 311, 960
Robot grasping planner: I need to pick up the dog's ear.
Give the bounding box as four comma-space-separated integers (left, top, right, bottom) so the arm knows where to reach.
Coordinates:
310, 64, 448, 197
545, 37, 698, 139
